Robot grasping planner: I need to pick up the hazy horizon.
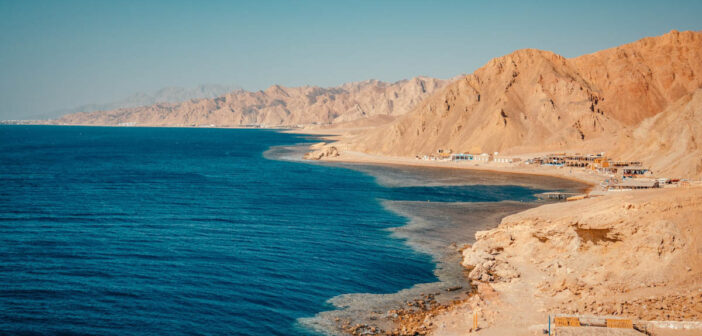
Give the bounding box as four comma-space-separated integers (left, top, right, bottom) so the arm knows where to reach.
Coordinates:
1, 0, 701, 119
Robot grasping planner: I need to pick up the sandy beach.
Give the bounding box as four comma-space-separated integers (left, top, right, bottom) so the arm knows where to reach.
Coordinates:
286, 128, 608, 189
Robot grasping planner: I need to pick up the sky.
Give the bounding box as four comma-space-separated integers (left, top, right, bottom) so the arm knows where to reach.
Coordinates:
1, 0, 701, 119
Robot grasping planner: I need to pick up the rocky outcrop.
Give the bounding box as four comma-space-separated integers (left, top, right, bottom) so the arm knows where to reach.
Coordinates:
459, 187, 702, 322
303, 146, 340, 160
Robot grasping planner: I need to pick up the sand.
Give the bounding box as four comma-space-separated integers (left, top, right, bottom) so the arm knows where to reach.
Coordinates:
306, 149, 605, 188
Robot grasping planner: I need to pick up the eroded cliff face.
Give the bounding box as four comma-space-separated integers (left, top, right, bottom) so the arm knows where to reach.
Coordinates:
54, 77, 448, 127
344, 30, 702, 177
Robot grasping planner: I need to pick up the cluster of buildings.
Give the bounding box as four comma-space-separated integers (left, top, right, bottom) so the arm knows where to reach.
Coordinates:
418, 149, 520, 164
525, 153, 650, 177
525, 153, 682, 190
419, 150, 687, 192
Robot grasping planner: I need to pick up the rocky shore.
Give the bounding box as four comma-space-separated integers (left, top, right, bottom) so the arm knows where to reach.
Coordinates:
433, 186, 702, 335
301, 144, 701, 335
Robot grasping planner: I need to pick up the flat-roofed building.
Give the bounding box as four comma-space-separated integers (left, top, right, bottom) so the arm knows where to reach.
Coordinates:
609, 179, 659, 190
622, 166, 650, 177
494, 156, 520, 163
473, 153, 491, 162
451, 153, 472, 161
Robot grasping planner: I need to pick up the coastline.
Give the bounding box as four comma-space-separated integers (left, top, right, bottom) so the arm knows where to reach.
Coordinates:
318, 150, 600, 192
271, 140, 589, 335
291, 135, 702, 336
282, 128, 602, 191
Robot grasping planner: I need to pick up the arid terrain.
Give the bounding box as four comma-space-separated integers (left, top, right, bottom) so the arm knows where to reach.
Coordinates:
304, 31, 702, 336
42, 30, 702, 335
336, 30, 702, 179
437, 186, 702, 336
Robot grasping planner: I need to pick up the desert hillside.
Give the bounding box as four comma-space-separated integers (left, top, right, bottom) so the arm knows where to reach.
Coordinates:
52, 77, 447, 127
612, 88, 702, 179
343, 30, 702, 177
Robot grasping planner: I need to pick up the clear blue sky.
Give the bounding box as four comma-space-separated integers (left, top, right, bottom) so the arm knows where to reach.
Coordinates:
1, 0, 701, 119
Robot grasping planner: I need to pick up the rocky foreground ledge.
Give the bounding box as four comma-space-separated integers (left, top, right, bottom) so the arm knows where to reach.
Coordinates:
429, 186, 702, 335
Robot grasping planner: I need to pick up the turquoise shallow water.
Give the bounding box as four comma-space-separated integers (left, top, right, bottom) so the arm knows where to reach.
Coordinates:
0, 126, 548, 335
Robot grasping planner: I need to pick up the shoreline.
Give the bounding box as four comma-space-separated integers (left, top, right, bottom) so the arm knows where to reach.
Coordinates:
281, 126, 603, 191
272, 141, 590, 335
312, 149, 601, 194
291, 136, 702, 336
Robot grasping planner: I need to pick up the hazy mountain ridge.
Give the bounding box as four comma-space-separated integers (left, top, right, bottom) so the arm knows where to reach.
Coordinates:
39, 84, 241, 120
53, 78, 448, 127
344, 30, 702, 177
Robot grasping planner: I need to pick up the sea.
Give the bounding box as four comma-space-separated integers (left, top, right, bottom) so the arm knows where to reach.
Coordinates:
0, 126, 581, 335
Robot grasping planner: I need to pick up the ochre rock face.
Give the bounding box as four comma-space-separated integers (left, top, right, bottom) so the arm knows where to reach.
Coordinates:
55, 77, 448, 127
571, 30, 702, 125
346, 30, 702, 177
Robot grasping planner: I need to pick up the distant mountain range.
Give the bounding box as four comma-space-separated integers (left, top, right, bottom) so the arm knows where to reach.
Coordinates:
35, 84, 240, 120
49, 77, 448, 127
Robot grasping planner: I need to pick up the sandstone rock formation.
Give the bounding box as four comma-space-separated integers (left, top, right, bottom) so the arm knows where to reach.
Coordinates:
344, 30, 702, 178
303, 145, 340, 160
53, 77, 447, 127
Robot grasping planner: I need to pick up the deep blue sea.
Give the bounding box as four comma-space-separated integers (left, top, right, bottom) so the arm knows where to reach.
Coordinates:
0, 126, 547, 335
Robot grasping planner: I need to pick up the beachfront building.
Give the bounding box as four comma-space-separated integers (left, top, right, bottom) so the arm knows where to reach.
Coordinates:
436, 148, 453, 160
609, 179, 659, 190
451, 153, 473, 161
565, 159, 589, 168
544, 154, 566, 166
565, 154, 587, 161
598, 167, 618, 175
563, 153, 608, 167
473, 153, 491, 162
494, 156, 520, 164
588, 157, 612, 172
622, 166, 650, 177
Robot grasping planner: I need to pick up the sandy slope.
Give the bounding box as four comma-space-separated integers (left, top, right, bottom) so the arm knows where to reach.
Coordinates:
610, 89, 702, 179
